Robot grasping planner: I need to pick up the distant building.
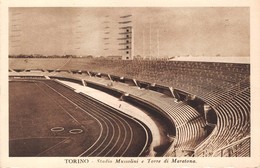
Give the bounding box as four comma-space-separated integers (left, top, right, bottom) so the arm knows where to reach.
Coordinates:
107, 55, 122, 60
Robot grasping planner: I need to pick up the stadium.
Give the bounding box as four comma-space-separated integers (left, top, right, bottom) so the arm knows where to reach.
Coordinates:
8, 7, 250, 157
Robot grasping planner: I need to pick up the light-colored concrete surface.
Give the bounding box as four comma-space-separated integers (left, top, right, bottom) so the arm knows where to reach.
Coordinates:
171, 56, 250, 64
58, 80, 161, 148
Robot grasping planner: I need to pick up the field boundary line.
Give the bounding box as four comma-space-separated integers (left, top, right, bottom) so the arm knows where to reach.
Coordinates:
40, 81, 104, 157
36, 137, 71, 156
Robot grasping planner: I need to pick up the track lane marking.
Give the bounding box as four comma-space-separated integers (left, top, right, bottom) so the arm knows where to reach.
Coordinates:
67, 88, 149, 156
72, 94, 129, 156
60, 92, 116, 157
34, 82, 84, 128
44, 81, 113, 157
132, 118, 149, 156
40, 81, 104, 157
56, 91, 111, 156
104, 116, 123, 156
40, 80, 150, 157
74, 96, 118, 156
12, 79, 151, 157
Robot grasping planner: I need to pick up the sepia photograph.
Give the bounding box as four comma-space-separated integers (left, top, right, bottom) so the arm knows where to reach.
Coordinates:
1, 0, 260, 167
8, 6, 250, 157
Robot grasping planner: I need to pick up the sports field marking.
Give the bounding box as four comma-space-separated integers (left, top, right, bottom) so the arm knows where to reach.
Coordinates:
9, 136, 69, 141
112, 119, 131, 157
53, 85, 114, 156
76, 96, 122, 156
70, 96, 111, 156
26, 80, 148, 156
131, 118, 149, 156
72, 94, 131, 157
60, 82, 148, 157
61, 78, 163, 148
86, 116, 113, 156
104, 115, 124, 156
51, 127, 65, 132
40, 81, 104, 157
88, 98, 144, 156
49, 81, 129, 156
60, 80, 152, 156
36, 137, 71, 156
34, 82, 85, 129
69, 129, 83, 134
81, 93, 148, 157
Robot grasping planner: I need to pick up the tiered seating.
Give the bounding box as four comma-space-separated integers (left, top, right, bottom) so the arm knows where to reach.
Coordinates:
82, 77, 207, 156
9, 58, 250, 157
69, 60, 250, 157
194, 86, 250, 157
132, 92, 206, 156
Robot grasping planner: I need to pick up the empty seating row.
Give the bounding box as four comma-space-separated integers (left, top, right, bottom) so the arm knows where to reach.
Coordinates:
82, 76, 207, 155
9, 58, 250, 157
194, 87, 250, 156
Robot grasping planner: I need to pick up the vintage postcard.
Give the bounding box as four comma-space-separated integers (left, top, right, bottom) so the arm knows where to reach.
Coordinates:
1, 0, 260, 168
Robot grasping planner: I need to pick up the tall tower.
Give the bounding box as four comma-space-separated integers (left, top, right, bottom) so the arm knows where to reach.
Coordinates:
103, 15, 110, 57
10, 12, 22, 55
118, 15, 133, 60
74, 14, 83, 56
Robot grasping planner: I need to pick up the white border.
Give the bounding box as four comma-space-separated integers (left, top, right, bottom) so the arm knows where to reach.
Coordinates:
1, 0, 260, 168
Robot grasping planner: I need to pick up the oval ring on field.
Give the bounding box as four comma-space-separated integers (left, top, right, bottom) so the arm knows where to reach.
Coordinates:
69, 129, 83, 134
51, 127, 65, 132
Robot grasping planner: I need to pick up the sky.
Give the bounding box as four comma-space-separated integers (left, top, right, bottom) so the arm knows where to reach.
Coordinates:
9, 7, 249, 57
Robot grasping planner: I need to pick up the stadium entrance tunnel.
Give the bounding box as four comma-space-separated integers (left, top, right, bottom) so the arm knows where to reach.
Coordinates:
13, 69, 25, 72
174, 89, 217, 136
88, 71, 96, 77
136, 82, 175, 98
137, 81, 150, 89
204, 105, 217, 125
55, 70, 71, 73
25, 69, 45, 72
46, 69, 55, 73
185, 98, 217, 135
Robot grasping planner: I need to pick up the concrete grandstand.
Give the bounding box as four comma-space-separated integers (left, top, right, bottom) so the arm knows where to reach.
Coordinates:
9, 57, 250, 157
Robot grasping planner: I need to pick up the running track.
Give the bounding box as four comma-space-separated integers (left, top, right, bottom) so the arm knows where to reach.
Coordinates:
10, 79, 151, 157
